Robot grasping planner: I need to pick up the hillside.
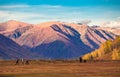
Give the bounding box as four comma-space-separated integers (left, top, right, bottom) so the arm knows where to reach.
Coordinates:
0, 34, 34, 60
83, 36, 120, 60
16, 21, 116, 59
0, 20, 33, 40
0, 20, 33, 32
92, 26, 120, 35
0, 20, 116, 59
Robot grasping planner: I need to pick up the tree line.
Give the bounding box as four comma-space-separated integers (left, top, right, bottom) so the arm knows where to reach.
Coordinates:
83, 36, 120, 60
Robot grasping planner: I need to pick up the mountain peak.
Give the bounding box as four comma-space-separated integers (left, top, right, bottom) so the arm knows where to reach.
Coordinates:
37, 21, 64, 27
6, 20, 26, 24
6, 20, 21, 24
7, 20, 17, 22
0, 20, 32, 32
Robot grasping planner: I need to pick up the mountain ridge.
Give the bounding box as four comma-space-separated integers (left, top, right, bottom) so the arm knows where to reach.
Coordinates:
0, 20, 117, 59
0, 34, 35, 60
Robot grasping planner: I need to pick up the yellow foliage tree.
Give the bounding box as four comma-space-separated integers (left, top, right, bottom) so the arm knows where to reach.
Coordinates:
112, 49, 120, 60
83, 36, 120, 60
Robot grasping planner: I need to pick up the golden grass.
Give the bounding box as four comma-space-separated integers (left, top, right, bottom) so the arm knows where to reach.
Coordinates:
0, 60, 120, 77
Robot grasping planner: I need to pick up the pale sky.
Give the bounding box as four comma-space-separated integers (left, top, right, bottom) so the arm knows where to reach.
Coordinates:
0, 0, 120, 27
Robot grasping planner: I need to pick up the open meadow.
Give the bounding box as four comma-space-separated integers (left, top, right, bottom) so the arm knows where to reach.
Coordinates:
0, 60, 120, 77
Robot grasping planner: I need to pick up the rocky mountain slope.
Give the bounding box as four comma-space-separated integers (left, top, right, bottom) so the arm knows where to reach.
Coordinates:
0, 20, 33, 41
92, 26, 120, 35
0, 34, 34, 60
0, 20, 116, 59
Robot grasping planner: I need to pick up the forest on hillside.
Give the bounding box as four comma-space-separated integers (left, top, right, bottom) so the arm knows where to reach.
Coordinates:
83, 36, 120, 60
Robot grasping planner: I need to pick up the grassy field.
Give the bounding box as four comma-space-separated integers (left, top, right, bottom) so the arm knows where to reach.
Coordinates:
0, 60, 120, 77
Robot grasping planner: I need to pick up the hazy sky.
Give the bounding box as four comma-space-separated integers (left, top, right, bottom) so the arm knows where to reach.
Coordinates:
0, 0, 120, 27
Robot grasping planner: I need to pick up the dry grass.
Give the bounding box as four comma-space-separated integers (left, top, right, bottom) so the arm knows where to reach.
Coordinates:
0, 60, 120, 77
